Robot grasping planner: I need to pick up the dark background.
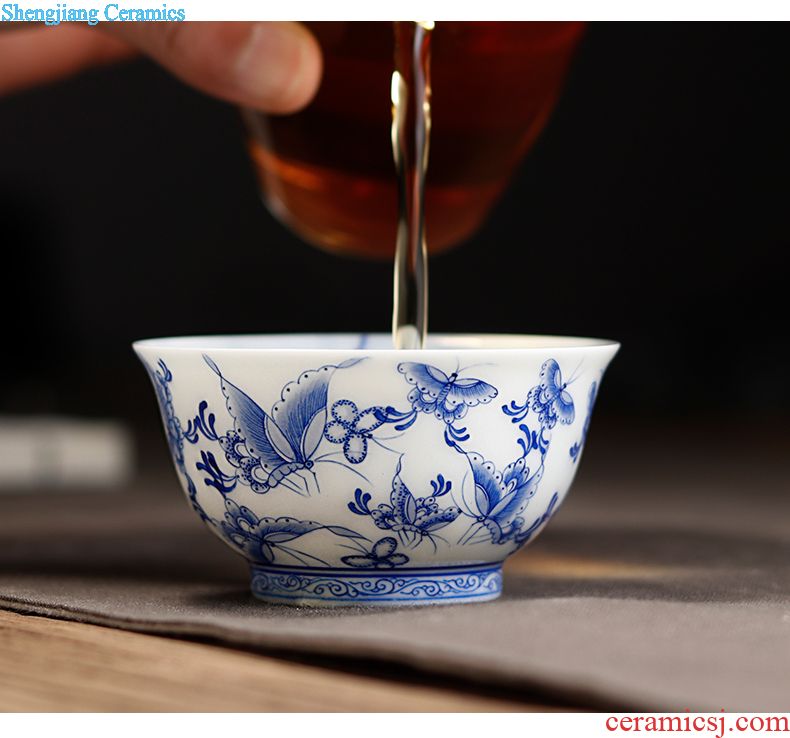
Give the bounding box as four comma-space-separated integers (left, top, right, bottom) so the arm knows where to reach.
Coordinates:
1, 22, 788, 438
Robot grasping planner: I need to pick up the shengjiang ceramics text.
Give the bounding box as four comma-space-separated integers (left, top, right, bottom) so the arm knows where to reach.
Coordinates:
0, 2, 186, 25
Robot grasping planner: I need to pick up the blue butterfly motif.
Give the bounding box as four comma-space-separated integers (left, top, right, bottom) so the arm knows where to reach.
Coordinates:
221, 498, 367, 567
205, 355, 360, 497
458, 452, 544, 545
528, 359, 576, 430
348, 461, 461, 551
398, 362, 498, 424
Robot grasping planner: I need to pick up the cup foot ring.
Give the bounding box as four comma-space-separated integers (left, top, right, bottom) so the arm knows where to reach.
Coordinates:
249, 563, 503, 607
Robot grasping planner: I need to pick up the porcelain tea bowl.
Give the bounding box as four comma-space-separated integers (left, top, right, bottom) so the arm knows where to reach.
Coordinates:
134, 334, 619, 607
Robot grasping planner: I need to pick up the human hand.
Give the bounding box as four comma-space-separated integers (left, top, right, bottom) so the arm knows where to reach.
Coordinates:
0, 22, 323, 113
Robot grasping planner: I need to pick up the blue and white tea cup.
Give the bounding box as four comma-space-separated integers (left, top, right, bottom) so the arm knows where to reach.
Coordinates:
134, 333, 618, 607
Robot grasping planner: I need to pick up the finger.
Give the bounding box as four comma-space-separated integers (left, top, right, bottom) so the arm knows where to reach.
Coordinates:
0, 25, 134, 96
102, 22, 322, 114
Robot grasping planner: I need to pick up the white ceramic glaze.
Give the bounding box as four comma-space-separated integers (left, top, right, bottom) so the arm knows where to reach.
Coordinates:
134, 334, 619, 606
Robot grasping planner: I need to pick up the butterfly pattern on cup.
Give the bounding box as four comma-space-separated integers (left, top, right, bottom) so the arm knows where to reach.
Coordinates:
348, 460, 461, 552
221, 498, 368, 567
502, 357, 580, 461
145, 355, 578, 568
528, 358, 576, 429
456, 453, 544, 545
203, 355, 365, 497
322, 362, 500, 463
398, 362, 498, 423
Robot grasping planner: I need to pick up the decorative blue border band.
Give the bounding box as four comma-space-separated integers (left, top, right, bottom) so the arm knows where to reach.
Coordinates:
249, 564, 503, 606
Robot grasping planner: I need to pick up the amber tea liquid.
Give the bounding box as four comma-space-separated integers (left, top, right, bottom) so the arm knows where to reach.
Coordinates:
246, 21, 585, 259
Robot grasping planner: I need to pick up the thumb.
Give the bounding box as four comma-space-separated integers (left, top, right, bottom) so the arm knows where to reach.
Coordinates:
102, 22, 322, 114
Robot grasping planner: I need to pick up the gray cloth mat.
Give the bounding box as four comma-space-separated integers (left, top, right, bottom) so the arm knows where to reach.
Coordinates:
1, 435, 788, 711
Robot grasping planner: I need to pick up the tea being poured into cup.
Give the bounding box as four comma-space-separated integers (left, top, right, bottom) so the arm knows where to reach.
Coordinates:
137, 25, 619, 607
390, 20, 433, 349
246, 22, 584, 258
244, 21, 586, 348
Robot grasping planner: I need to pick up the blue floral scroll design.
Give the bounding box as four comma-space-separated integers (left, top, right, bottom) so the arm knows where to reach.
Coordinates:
221, 498, 369, 567
348, 461, 461, 551
146, 359, 212, 523
324, 400, 386, 464
249, 565, 503, 603
515, 424, 551, 459
340, 536, 410, 569
195, 450, 238, 495
184, 400, 221, 444
322, 401, 417, 464
182, 400, 240, 495
569, 382, 598, 463
502, 399, 550, 459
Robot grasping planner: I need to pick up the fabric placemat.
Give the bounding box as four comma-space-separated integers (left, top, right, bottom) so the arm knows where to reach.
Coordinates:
1, 436, 788, 711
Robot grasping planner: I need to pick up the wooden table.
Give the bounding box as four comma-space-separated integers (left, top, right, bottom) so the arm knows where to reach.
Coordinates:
0, 609, 545, 711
